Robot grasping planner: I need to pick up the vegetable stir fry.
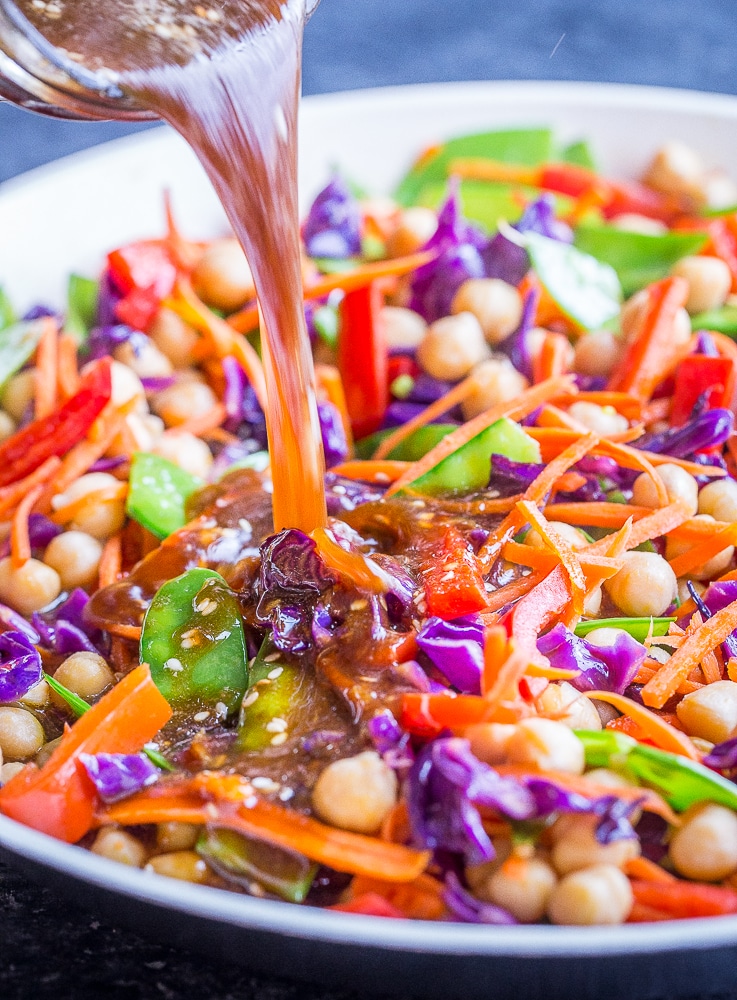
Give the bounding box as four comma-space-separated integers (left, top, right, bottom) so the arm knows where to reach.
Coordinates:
4, 129, 737, 926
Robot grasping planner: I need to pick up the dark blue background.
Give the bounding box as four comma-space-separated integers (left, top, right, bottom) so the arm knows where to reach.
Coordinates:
3, 1, 737, 998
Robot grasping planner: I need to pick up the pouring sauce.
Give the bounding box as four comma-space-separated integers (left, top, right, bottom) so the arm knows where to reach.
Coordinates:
16, 0, 327, 534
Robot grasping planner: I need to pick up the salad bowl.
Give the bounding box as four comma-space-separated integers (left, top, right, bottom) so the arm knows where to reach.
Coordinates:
3, 80, 737, 999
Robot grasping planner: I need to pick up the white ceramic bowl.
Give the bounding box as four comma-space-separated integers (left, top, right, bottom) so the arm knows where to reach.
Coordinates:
3, 81, 737, 1000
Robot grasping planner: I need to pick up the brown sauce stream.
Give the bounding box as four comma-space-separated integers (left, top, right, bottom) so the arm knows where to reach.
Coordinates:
19, 0, 327, 534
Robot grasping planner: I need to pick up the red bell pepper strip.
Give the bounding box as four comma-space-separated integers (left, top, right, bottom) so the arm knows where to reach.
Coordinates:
338, 282, 388, 439
330, 893, 405, 918
0, 358, 112, 489
0, 664, 172, 843
420, 526, 489, 619
505, 564, 571, 648
670, 355, 735, 427
538, 164, 685, 221
108, 241, 178, 331
608, 276, 690, 400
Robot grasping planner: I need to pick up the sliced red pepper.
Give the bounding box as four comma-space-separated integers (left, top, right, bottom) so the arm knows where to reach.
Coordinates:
538, 164, 684, 222
420, 526, 489, 619
0, 358, 111, 489
0, 664, 171, 843
338, 282, 388, 439
506, 564, 571, 648
108, 241, 178, 331
387, 353, 419, 391
670, 355, 735, 427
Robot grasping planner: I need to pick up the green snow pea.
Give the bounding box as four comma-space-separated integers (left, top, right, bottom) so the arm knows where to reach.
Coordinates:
395, 128, 555, 207
127, 452, 203, 540
524, 231, 622, 330
0, 319, 46, 391
0, 288, 15, 331
576, 730, 737, 812
355, 423, 457, 462
66, 274, 99, 342
690, 305, 737, 336
399, 416, 540, 496
559, 139, 596, 170
413, 180, 574, 232
141, 568, 248, 713
574, 617, 675, 642
237, 637, 303, 753
197, 828, 317, 902
573, 224, 707, 297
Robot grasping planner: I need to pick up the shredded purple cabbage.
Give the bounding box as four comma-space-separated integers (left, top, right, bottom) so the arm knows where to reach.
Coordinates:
318, 401, 349, 468
33, 588, 105, 655
496, 286, 538, 380
524, 777, 640, 843
96, 270, 122, 327
140, 375, 177, 394
0, 605, 39, 642
324, 472, 386, 514
443, 872, 517, 925
694, 331, 719, 357
416, 615, 484, 695
683, 580, 737, 660
88, 455, 129, 474
78, 752, 159, 803
538, 624, 646, 694
488, 454, 543, 497
634, 408, 733, 458
301, 729, 347, 755
0, 514, 61, 561
703, 736, 737, 771
222, 355, 248, 431
0, 630, 42, 703
481, 194, 573, 287
302, 176, 363, 259
23, 304, 60, 322
368, 711, 414, 770
87, 324, 144, 361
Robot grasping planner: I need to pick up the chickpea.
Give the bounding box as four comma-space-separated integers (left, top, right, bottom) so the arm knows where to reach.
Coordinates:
671, 255, 732, 315
381, 306, 427, 351
451, 279, 523, 346
486, 855, 558, 923
611, 213, 668, 236
526, 522, 588, 552
146, 851, 209, 883
631, 463, 698, 515
311, 750, 397, 834
1, 761, 25, 783
701, 171, 737, 211
386, 206, 438, 258
149, 307, 200, 369
416, 312, 489, 382
550, 814, 640, 876
43, 530, 103, 590
666, 515, 734, 580
464, 723, 516, 766
698, 478, 737, 523
109, 360, 147, 412
192, 238, 255, 313
0, 556, 61, 615
669, 803, 737, 881
505, 718, 585, 775
547, 863, 633, 926
643, 141, 704, 201
157, 822, 200, 852
678, 577, 705, 605
19, 679, 50, 710
573, 329, 624, 379
460, 358, 529, 420
567, 401, 629, 437
1, 368, 35, 422
155, 432, 213, 479
152, 379, 219, 428
604, 551, 677, 617
114, 338, 173, 379
53, 651, 115, 702
537, 681, 602, 731
676, 680, 737, 744
52, 472, 126, 541
0, 707, 46, 761
0, 411, 16, 442
91, 827, 146, 867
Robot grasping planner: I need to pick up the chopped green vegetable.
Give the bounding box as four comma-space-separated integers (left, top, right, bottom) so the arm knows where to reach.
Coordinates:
690, 305, 737, 336
390, 373, 415, 399
574, 225, 707, 297
576, 730, 737, 812
197, 828, 317, 902
355, 423, 457, 461
0, 319, 46, 392
126, 452, 203, 540
575, 617, 675, 641
66, 274, 99, 342
395, 128, 554, 207
524, 231, 622, 330
141, 568, 248, 713
399, 417, 540, 496
312, 304, 339, 349
237, 637, 303, 752
414, 180, 573, 232
141, 743, 176, 772
559, 140, 596, 170
0, 288, 15, 331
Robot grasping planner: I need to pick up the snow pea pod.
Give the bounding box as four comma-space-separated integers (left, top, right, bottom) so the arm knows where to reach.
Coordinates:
141, 568, 248, 714
126, 452, 203, 540
0, 288, 14, 330
237, 637, 303, 753
690, 305, 737, 336
576, 730, 737, 812
575, 617, 675, 642
574, 224, 707, 297
197, 827, 318, 902
66, 274, 99, 342
0, 318, 46, 391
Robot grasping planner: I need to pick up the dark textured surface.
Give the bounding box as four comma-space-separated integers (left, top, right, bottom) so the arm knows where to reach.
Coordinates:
3, 1, 737, 997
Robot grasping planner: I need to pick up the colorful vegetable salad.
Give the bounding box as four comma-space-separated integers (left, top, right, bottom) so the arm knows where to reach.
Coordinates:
4, 127, 737, 926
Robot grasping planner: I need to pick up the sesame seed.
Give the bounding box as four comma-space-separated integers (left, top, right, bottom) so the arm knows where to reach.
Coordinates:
242, 690, 259, 708
251, 776, 280, 792
194, 598, 218, 616
263, 652, 281, 663
265, 717, 287, 733
350, 599, 368, 611
193, 711, 209, 722
270, 732, 288, 746
267, 666, 284, 680
278, 787, 294, 801
163, 657, 184, 673
215, 702, 228, 718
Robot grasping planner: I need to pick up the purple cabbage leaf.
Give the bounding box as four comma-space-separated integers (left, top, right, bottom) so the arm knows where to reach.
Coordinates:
537, 623, 646, 694
0, 630, 42, 703
79, 752, 159, 803
302, 176, 363, 259
416, 614, 484, 695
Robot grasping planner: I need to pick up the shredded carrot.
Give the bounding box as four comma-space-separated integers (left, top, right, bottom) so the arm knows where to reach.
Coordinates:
330, 460, 410, 483
347, 874, 447, 921
544, 502, 652, 528
553, 390, 644, 421
624, 857, 677, 883
585, 690, 700, 758
533, 332, 570, 384
34, 318, 59, 421
315, 364, 354, 456
56, 333, 80, 400
10, 483, 43, 569
102, 623, 142, 641
227, 250, 437, 334
163, 190, 204, 271
448, 158, 539, 185
642, 598, 737, 708
165, 401, 227, 439
373, 372, 482, 461
700, 649, 723, 685
0, 456, 61, 519
516, 500, 586, 616
98, 534, 122, 589
630, 879, 737, 919
586, 502, 690, 556
386, 375, 576, 497
501, 541, 622, 581
667, 524, 737, 579
482, 626, 511, 696
312, 526, 387, 593
483, 571, 547, 614
49, 483, 128, 527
